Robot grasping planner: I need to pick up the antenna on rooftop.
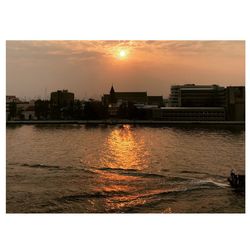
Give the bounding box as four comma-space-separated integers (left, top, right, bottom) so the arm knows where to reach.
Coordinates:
44, 87, 47, 100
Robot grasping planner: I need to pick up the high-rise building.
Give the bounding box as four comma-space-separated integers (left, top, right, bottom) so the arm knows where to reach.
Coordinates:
226, 86, 245, 121
152, 107, 226, 121
50, 90, 74, 107
169, 84, 226, 107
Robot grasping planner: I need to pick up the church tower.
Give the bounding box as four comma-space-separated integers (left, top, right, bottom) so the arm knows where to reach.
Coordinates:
110, 85, 116, 104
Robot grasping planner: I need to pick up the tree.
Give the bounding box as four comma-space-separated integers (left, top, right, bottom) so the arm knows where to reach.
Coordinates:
35, 100, 50, 120
84, 101, 108, 119
118, 102, 139, 119
9, 102, 17, 120
17, 107, 24, 120
73, 100, 84, 119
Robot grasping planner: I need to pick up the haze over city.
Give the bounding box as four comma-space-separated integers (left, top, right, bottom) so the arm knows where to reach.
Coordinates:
6, 40, 245, 100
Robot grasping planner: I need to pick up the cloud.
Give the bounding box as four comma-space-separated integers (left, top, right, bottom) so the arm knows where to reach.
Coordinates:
7, 40, 244, 64
6, 41, 107, 64
6, 40, 245, 99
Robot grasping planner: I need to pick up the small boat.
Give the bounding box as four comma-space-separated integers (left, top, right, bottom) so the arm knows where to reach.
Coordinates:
228, 169, 245, 191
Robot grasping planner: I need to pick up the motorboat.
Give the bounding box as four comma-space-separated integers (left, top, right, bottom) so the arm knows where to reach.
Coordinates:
228, 169, 245, 191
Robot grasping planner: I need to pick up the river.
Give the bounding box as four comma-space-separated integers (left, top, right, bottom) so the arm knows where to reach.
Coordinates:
6, 124, 245, 213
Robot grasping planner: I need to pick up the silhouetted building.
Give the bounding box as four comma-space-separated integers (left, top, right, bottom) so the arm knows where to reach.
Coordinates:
151, 107, 226, 121
226, 86, 245, 121
147, 96, 164, 106
102, 86, 165, 117
109, 85, 116, 104
169, 85, 182, 107
6, 95, 20, 103
102, 86, 148, 107
23, 105, 36, 120
103, 86, 163, 106
50, 90, 74, 107
6, 96, 37, 120
102, 86, 149, 116
169, 84, 226, 107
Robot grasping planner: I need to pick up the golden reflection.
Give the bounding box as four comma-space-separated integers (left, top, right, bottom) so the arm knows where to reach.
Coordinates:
104, 188, 169, 212
100, 125, 149, 170
102, 184, 135, 193
95, 125, 151, 211
96, 171, 140, 182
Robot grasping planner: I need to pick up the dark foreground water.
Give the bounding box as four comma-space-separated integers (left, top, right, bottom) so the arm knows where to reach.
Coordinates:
6, 124, 245, 213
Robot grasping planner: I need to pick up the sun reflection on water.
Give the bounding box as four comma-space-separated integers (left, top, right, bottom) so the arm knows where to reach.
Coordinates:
100, 125, 149, 170
95, 125, 167, 212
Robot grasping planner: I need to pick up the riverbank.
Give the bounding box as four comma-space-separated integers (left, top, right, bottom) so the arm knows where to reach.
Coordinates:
6, 120, 245, 126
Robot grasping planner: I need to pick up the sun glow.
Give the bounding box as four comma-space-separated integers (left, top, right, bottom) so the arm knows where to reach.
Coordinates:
117, 49, 128, 59
100, 125, 149, 170
119, 50, 126, 57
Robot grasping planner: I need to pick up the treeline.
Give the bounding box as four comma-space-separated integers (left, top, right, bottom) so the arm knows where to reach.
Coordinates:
8, 99, 150, 120
35, 100, 109, 120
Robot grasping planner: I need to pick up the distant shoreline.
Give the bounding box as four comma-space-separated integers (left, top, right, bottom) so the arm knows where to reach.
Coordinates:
6, 120, 245, 126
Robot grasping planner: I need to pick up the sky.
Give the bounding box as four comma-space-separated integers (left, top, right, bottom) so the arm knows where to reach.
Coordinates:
6, 40, 245, 100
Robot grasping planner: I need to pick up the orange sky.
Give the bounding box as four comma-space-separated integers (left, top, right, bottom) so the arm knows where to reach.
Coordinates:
6, 40, 245, 99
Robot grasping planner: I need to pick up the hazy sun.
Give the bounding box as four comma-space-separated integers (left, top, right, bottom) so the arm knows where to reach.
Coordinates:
117, 49, 128, 59
119, 50, 126, 57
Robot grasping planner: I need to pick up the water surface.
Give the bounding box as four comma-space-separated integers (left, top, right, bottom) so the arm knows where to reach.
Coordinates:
6, 124, 245, 213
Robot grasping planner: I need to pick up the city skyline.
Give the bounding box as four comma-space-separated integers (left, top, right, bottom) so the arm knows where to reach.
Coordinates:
6, 40, 245, 100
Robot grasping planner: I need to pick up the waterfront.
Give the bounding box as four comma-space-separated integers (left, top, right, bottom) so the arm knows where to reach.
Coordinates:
6, 124, 245, 213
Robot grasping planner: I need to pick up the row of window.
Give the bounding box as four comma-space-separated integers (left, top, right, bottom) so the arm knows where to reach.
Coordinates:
153, 110, 225, 120
160, 113, 225, 117
154, 117, 225, 121
156, 111, 225, 115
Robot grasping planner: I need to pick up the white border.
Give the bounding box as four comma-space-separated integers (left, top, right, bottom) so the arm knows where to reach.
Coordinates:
1, 1, 249, 250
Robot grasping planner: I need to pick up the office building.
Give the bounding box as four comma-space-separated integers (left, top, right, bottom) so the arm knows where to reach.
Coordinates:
169, 84, 226, 107
151, 107, 226, 121
50, 90, 74, 107
226, 86, 245, 121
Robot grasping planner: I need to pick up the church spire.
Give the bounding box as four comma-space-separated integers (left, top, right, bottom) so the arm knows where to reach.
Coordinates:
110, 84, 115, 94
110, 84, 116, 103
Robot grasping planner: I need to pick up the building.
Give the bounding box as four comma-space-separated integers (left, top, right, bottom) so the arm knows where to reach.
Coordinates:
6, 96, 19, 116
147, 96, 164, 106
169, 85, 182, 107
151, 107, 226, 121
50, 90, 74, 107
226, 86, 245, 121
102, 86, 164, 117
23, 105, 36, 120
168, 84, 245, 121
102, 86, 147, 117
102, 86, 148, 106
169, 84, 226, 107
6, 96, 36, 120
6, 95, 19, 120
6, 95, 20, 103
